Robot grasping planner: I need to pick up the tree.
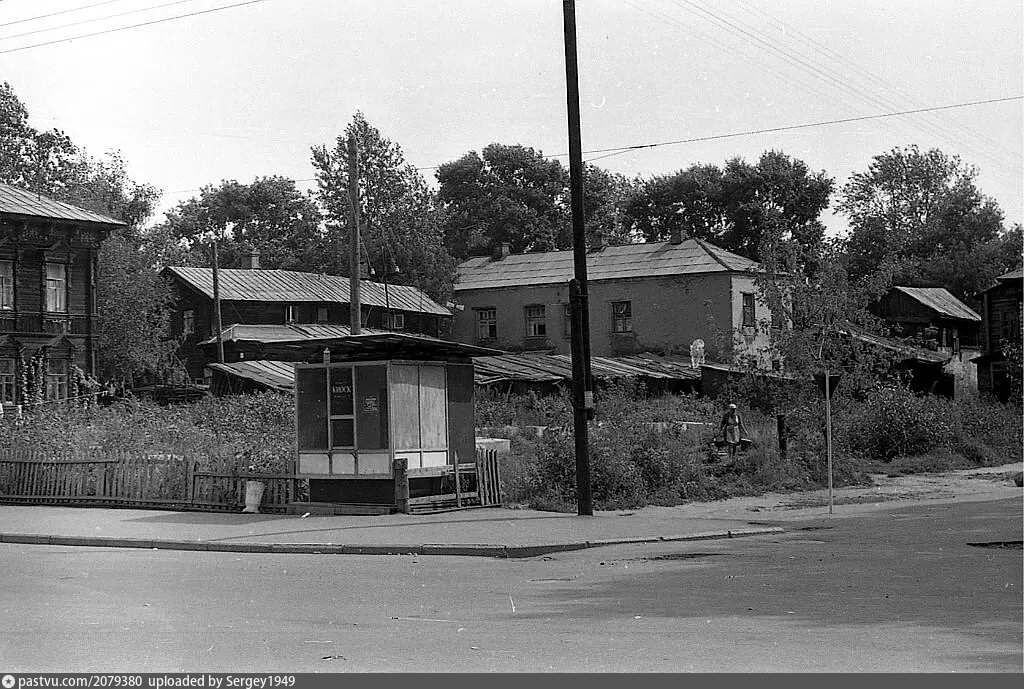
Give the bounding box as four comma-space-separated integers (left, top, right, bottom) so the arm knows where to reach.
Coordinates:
624, 150, 833, 268
312, 112, 456, 302
838, 145, 1018, 303
155, 176, 326, 272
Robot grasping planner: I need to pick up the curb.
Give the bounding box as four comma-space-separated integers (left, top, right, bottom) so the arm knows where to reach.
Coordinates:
0, 526, 784, 558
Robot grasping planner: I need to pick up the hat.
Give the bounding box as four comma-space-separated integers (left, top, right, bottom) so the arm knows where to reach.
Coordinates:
728, 403, 737, 409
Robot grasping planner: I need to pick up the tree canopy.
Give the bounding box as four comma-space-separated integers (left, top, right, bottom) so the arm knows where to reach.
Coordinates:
838, 145, 1020, 302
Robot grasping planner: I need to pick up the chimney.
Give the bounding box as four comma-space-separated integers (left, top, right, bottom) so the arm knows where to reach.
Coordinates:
492, 241, 511, 260
243, 249, 260, 270
669, 227, 684, 245
589, 230, 607, 252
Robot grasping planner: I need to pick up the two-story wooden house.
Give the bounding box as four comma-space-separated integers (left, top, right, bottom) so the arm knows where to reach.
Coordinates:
1, 183, 122, 409
869, 285, 982, 397
972, 269, 1023, 401
162, 258, 453, 382
450, 233, 773, 364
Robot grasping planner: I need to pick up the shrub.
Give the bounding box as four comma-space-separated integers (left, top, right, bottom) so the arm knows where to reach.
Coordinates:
843, 387, 957, 461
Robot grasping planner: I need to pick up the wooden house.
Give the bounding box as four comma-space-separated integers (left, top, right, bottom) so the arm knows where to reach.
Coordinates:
1, 183, 122, 409
869, 286, 982, 397
972, 269, 1023, 401
161, 260, 454, 383
450, 232, 775, 365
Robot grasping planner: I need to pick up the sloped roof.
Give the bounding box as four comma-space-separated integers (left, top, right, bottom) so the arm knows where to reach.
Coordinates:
454, 238, 759, 292
264, 332, 503, 362
996, 269, 1023, 281
472, 352, 703, 386
198, 323, 391, 346
164, 266, 450, 315
892, 286, 981, 322
0, 183, 125, 227
207, 361, 295, 392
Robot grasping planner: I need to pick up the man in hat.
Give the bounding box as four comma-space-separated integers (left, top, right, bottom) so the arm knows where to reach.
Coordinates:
719, 403, 748, 459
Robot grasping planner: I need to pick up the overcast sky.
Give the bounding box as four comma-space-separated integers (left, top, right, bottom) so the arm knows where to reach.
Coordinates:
2, 0, 1021, 236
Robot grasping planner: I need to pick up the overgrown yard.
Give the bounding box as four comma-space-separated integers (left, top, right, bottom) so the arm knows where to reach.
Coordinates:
1, 383, 1020, 512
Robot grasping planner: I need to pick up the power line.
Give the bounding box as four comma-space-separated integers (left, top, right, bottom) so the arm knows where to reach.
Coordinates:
0, 0, 199, 42
162, 95, 1022, 195
0, 0, 126, 28
0, 0, 273, 54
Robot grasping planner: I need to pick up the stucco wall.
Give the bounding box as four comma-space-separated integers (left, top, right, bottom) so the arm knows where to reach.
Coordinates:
451, 272, 773, 361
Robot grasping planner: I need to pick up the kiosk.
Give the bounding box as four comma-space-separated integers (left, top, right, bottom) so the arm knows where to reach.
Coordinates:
279, 333, 501, 513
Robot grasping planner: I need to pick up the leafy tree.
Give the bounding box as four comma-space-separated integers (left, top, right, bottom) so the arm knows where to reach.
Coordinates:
312, 112, 456, 302
155, 176, 326, 271
582, 164, 640, 246
624, 151, 833, 268
838, 145, 1019, 303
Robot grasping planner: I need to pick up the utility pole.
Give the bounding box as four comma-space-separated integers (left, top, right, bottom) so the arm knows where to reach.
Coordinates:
563, 0, 593, 516
347, 134, 362, 335
211, 236, 224, 364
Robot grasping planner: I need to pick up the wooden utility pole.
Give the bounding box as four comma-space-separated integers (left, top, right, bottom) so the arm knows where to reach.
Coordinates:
563, 0, 593, 516
211, 237, 224, 364
347, 135, 362, 335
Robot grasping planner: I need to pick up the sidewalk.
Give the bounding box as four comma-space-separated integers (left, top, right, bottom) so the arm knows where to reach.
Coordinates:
1, 462, 1018, 558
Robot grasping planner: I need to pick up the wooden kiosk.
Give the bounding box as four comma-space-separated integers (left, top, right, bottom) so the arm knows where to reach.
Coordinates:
280, 333, 502, 514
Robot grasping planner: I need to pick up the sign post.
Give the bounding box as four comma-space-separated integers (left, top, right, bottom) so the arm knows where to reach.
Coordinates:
814, 370, 841, 515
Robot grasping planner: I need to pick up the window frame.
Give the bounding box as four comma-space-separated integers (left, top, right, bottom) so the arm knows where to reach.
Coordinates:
476, 307, 497, 341
0, 357, 16, 405
741, 292, 756, 328
316, 305, 329, 323
611, 300, 633, 333
285, 305, 298, 323
524, 304, 546, 338
182, 309, 195, 336
44, 262, 68, 314
45, 358, 70, 401
0, 260, 13, 311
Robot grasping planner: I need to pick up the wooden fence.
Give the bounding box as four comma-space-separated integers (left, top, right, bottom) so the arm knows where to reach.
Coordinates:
0, 450, 295, 513
403, 448, 503, 514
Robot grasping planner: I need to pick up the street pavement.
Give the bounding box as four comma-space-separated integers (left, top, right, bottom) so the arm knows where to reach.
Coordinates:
0, 462, 1019, 557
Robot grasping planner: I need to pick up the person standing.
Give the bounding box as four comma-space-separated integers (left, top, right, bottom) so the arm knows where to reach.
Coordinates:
719, 403, 747, 459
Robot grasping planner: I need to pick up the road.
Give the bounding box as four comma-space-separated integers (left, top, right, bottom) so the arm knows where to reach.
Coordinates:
0, 497, 1020, 672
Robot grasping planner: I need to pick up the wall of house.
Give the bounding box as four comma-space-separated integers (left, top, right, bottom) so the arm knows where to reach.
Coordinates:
451, 272, 773, 362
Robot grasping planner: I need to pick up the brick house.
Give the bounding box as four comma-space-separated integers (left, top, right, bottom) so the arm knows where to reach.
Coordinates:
162, 256, 453, 382
1, 183, 122, 409
449, 233, 774, 364
972, 269, 1023, 401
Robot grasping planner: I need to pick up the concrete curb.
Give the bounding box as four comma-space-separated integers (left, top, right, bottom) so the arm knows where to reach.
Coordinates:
0, 526, 784, 558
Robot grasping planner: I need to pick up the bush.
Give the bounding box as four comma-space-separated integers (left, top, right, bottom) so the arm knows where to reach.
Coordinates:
843, 387, 957, 461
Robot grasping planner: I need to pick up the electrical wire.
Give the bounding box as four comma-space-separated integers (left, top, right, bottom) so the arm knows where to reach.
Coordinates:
0, 0, 199, 42
0, 0, 273, 54
0, 0, 126, 28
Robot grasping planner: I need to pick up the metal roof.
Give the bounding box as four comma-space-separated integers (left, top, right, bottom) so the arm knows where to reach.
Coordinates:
264, 332, 504, 362
206, 361, 295, 392
454, 238, 759, 292
0, 183, 126, 226
472, 352, 703, 386
198, 323, 392, 346
892, 286, 981, 322
164, 266, 451, 315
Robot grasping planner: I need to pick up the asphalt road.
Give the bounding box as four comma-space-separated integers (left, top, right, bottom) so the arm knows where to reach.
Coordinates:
1, 497, 1020, 672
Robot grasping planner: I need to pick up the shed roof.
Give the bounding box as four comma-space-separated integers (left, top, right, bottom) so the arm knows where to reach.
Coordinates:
472, 352, 703, 386
264, 332, 503, 362
454, 237, 759, 292
207, 360, 295, 392
198, 323, 392, 346
0, 183, 126, 227
164, 266, 451, 315
892, 286, 980, 322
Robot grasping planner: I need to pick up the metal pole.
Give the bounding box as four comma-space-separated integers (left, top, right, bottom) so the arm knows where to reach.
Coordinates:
825, 367, 833, 515
347, 135, 362, 335
211, 238, 224, 364
563, 0, 593, 516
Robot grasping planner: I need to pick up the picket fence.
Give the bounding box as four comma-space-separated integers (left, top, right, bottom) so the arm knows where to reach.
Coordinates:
0, 450, 295, 513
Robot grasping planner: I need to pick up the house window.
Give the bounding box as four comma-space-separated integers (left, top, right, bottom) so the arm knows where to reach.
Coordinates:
525, 304, 546, 338
476, 308, 497, 340
285, 305, 297, 323
0, 260, 13, 310
611, 301, 632, 333
316, 306, 329, 323
45, 263, 67, 313
563, 303, 572, 337
0, 358, 15, 404
384, 311, 405, 330
741, 292, 756, 328
45, 358, 69, 401
182, 309, 195, 335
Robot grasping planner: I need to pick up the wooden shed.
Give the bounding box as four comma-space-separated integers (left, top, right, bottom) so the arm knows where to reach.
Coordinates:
269, 333, 502, 514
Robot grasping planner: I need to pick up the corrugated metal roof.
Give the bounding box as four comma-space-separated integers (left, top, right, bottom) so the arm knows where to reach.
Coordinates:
454, 238, 759, 292
206, 361, 295, 392
164, 266, 450, 315
0, 182, 126, 226
997, 269, 1023, 281
472, 352, 703, 386
893, 286, 981, 321
263, 332, 503, 361
198, 323, 392, 346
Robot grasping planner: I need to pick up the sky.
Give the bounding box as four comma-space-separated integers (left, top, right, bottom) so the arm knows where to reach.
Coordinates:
2, 0, 1022, 237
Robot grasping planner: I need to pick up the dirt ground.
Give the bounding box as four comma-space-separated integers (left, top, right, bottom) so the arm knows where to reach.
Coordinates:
650, 461, 1024, 524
